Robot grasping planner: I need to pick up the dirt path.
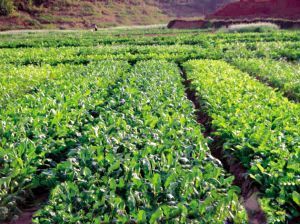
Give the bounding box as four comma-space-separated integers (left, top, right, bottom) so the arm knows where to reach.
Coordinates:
3, 191, 48, 224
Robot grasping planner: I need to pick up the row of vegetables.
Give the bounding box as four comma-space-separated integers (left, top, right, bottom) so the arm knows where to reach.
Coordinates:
1, 30, 299, 223
183, 60, 300, 223
0, 28, 200, 42
1, 62, 113, 221
0, 30, 299, 48
2, 58, 298, 223
0, 64, 73, 107
0, 41, 299, 67
0, 60, 247, 223
231, 58, 300, 102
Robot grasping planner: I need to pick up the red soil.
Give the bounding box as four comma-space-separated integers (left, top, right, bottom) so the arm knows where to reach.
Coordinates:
167, 19, 205, 29
207, 0, 300, 20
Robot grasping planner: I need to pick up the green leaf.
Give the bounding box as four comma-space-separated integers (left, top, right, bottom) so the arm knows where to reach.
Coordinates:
150, 208, 163, 224
152, 173, 161, 191
137, 210, 146, 223
83, 167, 91, 176
292, 191, 300, 206
256, 163, 265, 173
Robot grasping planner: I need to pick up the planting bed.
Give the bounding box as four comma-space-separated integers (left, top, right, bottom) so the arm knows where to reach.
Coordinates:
0, 29, 299, 224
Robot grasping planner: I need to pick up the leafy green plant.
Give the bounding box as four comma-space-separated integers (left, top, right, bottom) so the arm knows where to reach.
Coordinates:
0, 64, 69, 108
32, 60, 245, 223
0, 28, 299, 224
231, 58, 300, 102
184, 60, 300, 223
0, 61, 130, 221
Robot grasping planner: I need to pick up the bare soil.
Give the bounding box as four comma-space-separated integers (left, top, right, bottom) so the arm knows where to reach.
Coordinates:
4, 191, 48, 224
208, 0, 300, 20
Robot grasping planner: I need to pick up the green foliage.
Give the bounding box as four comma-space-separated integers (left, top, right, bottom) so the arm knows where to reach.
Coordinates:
0, 64, 68, 107
184, 60, 300, 223
31, 61, 245, 223
0, 30, 299, 48
0, 0, 13, 16
0, 60, 246, 223
0, 29, 299, 223
0, 34, 299, 67
231, 58, 300, 102
0, 61, 130, 221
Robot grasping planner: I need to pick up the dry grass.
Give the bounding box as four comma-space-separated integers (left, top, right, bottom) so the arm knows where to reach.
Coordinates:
224, 22, 280, 33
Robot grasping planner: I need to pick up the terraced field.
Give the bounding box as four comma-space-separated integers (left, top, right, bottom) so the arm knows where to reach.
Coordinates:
0, 29, 299, 224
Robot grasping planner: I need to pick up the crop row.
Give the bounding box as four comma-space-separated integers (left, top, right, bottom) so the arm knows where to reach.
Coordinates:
1, 30, 299, 223
0, 31, 299, 48
0, 28, 203, 48
0, 64, 74, 108
183, 60, 300, 223
226, 41, 300, 61
0, 60, 246, 223
33, 60, 247, 223
0, 45, 214, 65
231, 58, 300, 102
0, 41, 298, 67
0, 61, 130, 221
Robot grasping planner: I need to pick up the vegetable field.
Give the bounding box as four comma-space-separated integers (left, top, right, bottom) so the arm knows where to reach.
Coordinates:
0, 29, 299, 224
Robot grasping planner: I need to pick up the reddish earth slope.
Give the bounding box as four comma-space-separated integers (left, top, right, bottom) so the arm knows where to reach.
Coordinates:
207, 0, 300, 20
167, 19, 205, 29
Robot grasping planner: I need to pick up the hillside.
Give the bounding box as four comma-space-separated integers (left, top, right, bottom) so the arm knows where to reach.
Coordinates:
0, 0, 169, 30
0, 0, 232, 30
207, 0, 300, 20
